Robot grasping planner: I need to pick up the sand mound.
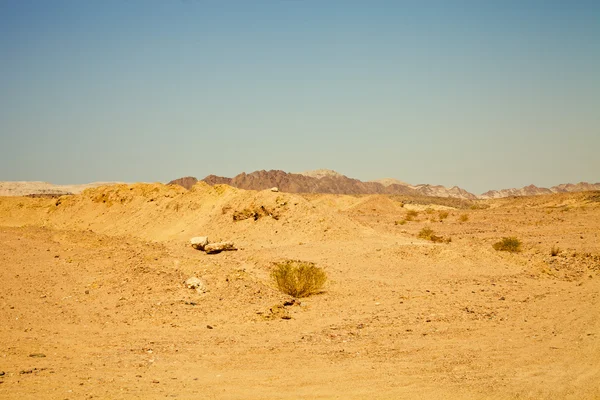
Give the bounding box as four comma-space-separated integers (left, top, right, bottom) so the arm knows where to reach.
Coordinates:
0, 183, 364, 245
345, 195, 407, 216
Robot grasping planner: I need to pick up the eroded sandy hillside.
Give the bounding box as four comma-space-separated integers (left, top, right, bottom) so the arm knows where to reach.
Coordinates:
1, 185, 599, 399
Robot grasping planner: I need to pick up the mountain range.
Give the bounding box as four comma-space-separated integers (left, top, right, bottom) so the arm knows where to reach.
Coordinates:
167, 169, 600, 200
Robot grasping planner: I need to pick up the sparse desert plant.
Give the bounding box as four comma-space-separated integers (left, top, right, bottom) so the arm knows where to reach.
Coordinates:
395, 220, 407, 225
418, 227, 435, 240
459, 214, 469, 222
550, 245, 560, 257
492, 237, 522, 253
418, 227, 451, 243
271, 260, 327, 298
405, 210, 419, 221
425, 207, 434, 215
438, 211, 449, 220
470, 203, 490, 210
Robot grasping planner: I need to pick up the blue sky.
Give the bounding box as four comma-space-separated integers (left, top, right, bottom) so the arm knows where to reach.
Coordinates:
1, 1, 599, 193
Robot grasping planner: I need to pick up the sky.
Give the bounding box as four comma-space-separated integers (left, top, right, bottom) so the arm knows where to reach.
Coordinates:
1, 0, 599, 194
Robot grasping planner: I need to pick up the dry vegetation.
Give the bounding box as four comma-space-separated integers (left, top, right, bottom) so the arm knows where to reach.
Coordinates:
271, 260, 327, 298
493, 237, 523, 253
405, 209, 419, 221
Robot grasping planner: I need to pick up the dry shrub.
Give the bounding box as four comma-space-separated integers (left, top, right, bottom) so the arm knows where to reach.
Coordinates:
459, 214, 469, 222
550, 245, 560, 257
405, 210, 419, 221
271, 260, 327, 298
395, 220, 407, 225
418, 227, 451, 243
418, 227, 435, 240
438, 211, 449, 220
425, 208, 434, 215
493, 237, 522, 253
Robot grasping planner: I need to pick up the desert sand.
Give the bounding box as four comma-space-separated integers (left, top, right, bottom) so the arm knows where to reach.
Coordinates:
0, 183, 599, 399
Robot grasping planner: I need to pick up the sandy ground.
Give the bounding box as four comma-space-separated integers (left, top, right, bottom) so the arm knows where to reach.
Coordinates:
0, 184, 599, 399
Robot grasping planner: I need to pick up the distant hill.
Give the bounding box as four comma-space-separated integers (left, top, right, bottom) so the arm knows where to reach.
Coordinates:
167, 176, 198, 190
370, 178, 410, 187
167, 169, 478, 199
480, 182, 600, 199
299, 169, 344, 179
5, 174, 596, 200
0, 181, 123, 197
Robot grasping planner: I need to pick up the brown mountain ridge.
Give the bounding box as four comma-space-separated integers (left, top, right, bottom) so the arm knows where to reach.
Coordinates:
169, 170, 475, 199
168, 170, 599, 200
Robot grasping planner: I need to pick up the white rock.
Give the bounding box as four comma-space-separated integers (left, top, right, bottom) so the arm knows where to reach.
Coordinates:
184, 277, 206, 293
204, 241, 236, 254
270, 187, 279, 192
190, 236, 209, 250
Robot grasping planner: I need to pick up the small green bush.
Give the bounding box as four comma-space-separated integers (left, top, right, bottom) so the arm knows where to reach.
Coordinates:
271, 260, 327, 298
492, 237, 522, 253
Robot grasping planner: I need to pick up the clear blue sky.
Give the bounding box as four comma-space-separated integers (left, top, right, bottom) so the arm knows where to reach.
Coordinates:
1, 1, 599, 194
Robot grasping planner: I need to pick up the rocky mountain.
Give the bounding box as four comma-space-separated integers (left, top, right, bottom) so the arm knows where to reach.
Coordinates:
200, 170, 416, 195
166, 170, 477, 199
167, 176, 198, 190
480, 184, 554, 199
412, 184, 479, 200
552, 182, 600, 193
370, 178, 410, 187
480, 182, 600, 199
299, 169, 344, 179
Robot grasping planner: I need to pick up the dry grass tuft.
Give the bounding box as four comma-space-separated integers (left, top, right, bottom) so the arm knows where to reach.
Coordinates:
459, 214, 469, 222
550, 245, 561, 257
493, 237, 522, 253
418, 227, 435, 240
271, 260, 327, 298
418, 227, 451, 243
395, 220, 407, 225
438, 211, 449, 220
405, 210, 419, 221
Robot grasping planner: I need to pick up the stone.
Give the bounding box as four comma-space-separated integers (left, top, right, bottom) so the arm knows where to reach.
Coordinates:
184, 277, 206, 293
204, 241, 236, 254
190, 236, 209, 250
270, 187, 279, 192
